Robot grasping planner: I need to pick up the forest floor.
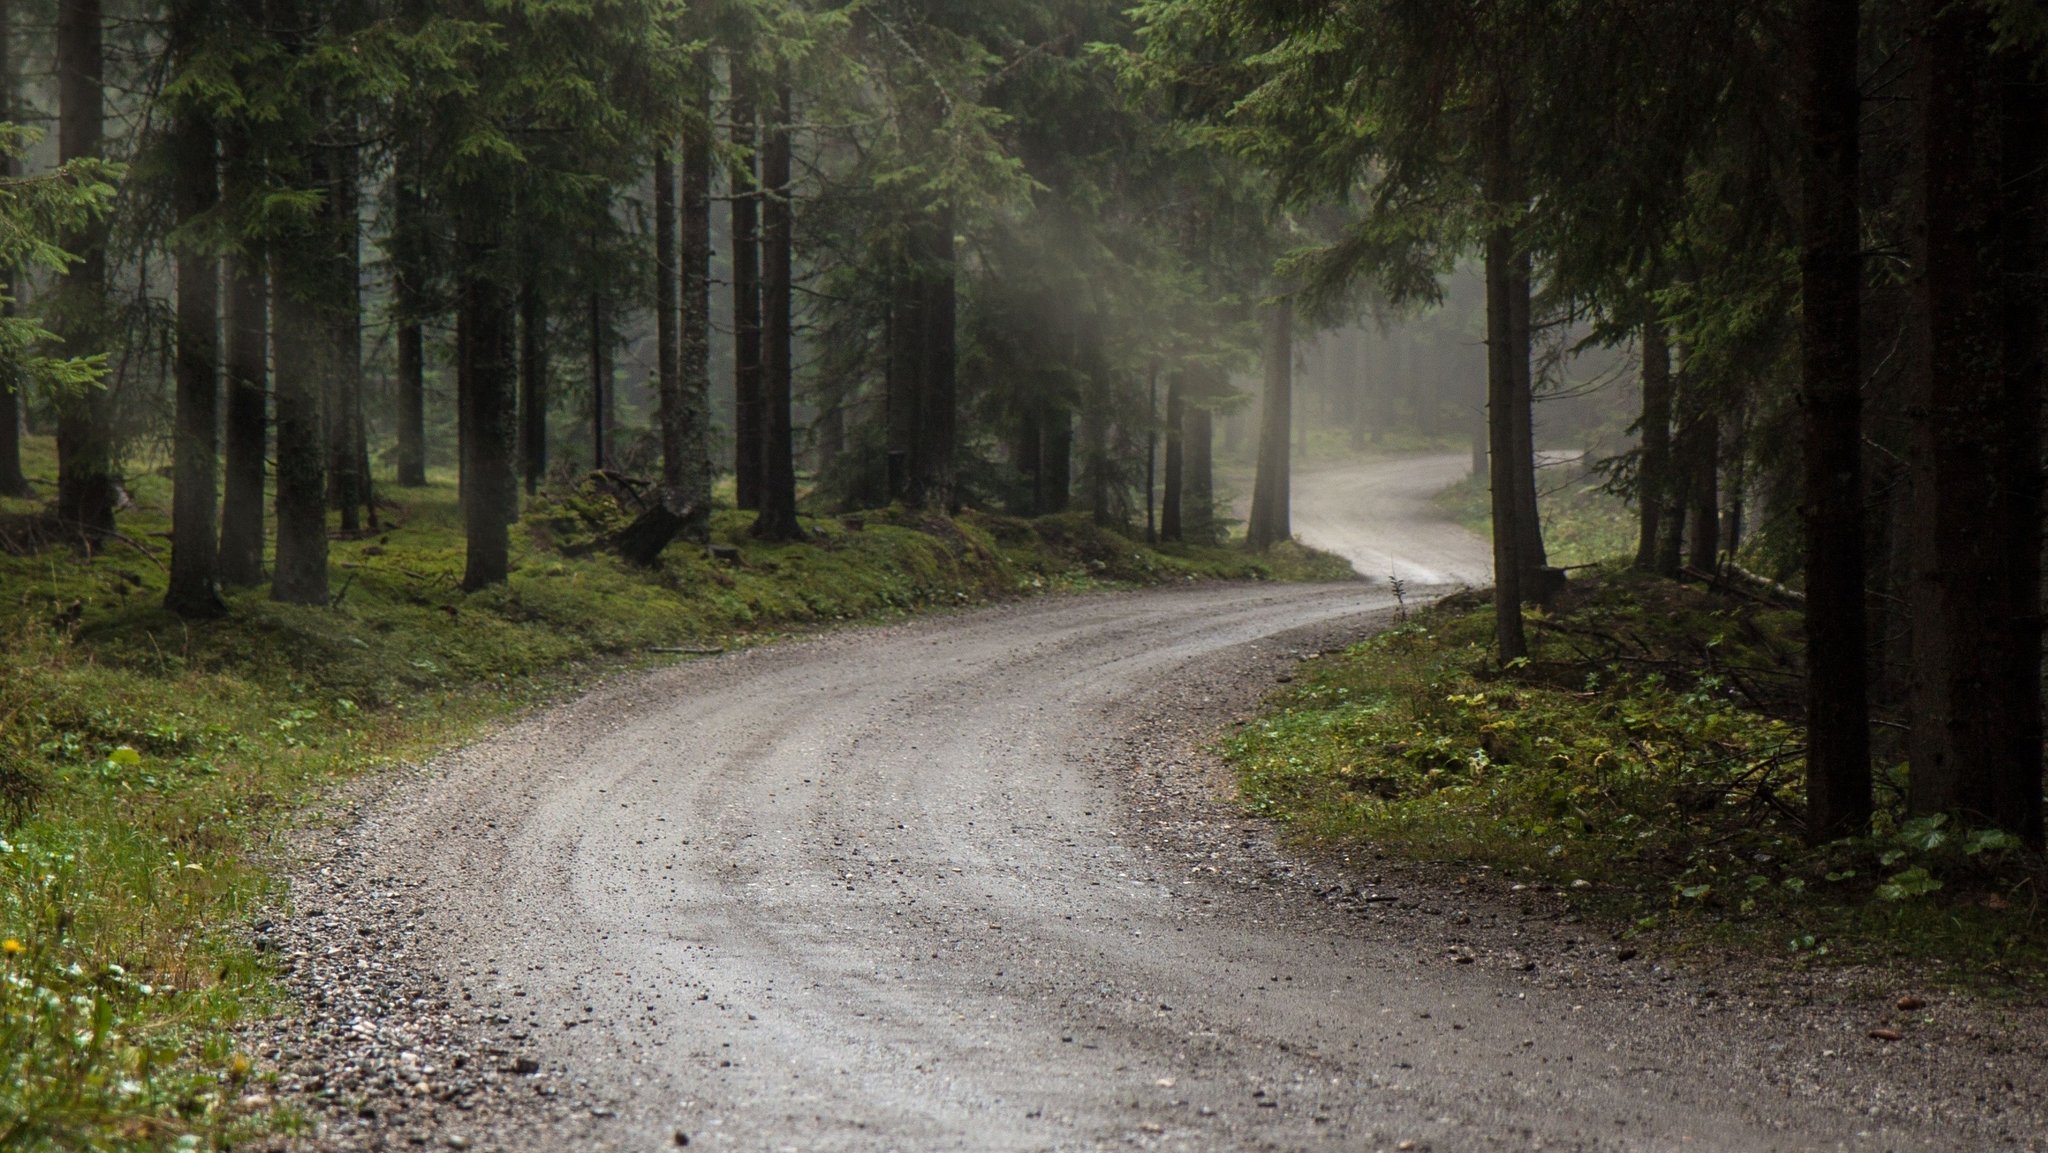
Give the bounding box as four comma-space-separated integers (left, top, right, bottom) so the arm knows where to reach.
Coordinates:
0, 433, 1344, 1152
201, 450, 2048, 1153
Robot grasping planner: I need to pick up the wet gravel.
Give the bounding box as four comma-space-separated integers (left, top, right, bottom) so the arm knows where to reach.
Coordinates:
235, 589, 2048, 1153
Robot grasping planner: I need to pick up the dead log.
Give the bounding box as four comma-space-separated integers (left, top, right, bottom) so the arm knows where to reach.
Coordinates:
609, 493, 706, 567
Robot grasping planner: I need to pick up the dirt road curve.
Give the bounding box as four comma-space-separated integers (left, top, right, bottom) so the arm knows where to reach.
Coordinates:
1286, 453, 1491, 587
292, 457, 2040, 1153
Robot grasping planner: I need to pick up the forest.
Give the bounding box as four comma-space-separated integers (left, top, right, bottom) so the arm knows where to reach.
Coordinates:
3, 0, 2048, 1148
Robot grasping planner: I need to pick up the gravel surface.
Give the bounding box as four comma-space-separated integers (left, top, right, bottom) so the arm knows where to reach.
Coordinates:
237, 458, 2048, 1153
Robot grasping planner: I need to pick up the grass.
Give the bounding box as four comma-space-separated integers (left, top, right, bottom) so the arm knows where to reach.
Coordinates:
1434, 455, 1639, 567
0, 433, 1350, 1151
1226, 565, 2048, 991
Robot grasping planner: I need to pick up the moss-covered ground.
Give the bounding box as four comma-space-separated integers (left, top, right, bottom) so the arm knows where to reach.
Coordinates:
1228, 561, 2048, 997
0, 433, 1349, 1151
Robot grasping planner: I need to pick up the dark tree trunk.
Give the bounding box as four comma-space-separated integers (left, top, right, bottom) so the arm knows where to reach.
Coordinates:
1038, 401, 1071, 514
54, 0, 115, 542
1907, 3, 2044, 845
678, 69, 714, 533
913, 206, 958, 512
459, 195, 516, 591
165, 89, 225, 617
588, 289, 611, 470
1796, 0, 1870, 840
392, 145, 428, 487
886, 265, 924, 504
1482, 88, 1527, 660
518, 256, 545, 494
1685, 408, 1720, 573
751, 80, 801, 541
1184, 397, 1215, 543
326, 135, 366, 533
1508, 247, 1547, 594
0, 0, 28, 498
1246, 297, 1293, 550
1988, 46, 2047, 847
271, 255, 329, 607
218, 119, 268, 587
1634, 316, 1673, 571
729, 73, 763, 510
654, 144, 681, 491
1161, 370, 1183, 542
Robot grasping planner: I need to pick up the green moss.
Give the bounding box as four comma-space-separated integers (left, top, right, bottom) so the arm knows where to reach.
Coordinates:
1435, 461, 1638, 567
1227, 567, 2048, 990
0, 434, 1350, 1149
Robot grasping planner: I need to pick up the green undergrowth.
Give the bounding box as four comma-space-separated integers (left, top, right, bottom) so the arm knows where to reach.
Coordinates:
1228, 566, 2048, 992
1435, 457, 1638, 566
0, 434, 1349, 1151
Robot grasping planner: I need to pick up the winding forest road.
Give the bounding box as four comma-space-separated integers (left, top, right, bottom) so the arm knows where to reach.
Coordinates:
286, 455, 2046, 1153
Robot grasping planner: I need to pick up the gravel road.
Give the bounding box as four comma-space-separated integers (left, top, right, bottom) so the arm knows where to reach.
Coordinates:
252, 457, 2048, 1153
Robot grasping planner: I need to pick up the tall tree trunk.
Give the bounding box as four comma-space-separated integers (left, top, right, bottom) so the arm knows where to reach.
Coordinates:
678, 68, 714, 533
218, 117, 268, 587
271, 255, 329, 606
1246, 297, 1293, 550
1988, 45, 2046, 847
165, 83, 225, 617
1038, 399, 1071, 514
1908, 2, 2042, 843
913, 205, 958, 511
1482, 88, 1527, 660
730, 72, 762, 509
459, 194, 516, 590
752, 80, 801, 541
518, 255, 545, 494
1796, 0, 1870, 840
588, 288, 610, 470
1634, 316, 1672, 571
392, 144, 428, 487
1184, 395, 1215, 543
326, 134, 365, 532
886, 264, 924, 503
654, 144, 680, 491
1161, 370, 1183, 542
1685, 408, 1720, 572
54, 0, 114, 543
1508, 247, 1547, 594
0, 0, 28, 498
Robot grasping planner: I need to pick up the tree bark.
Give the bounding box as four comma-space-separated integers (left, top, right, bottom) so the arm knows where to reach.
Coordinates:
886, 262, 924, 503
0, 0, 28, 498
459, 193, 516, 591
1161, 370, 1184, 542
271, 252, 329, 606
678, 68, 714, 534
1988, 46, 2047, 847
1508, 247, 1547, 595
1634, 316, 1672, 571
913, 205, 958, 512
588, 288, 610, 470
751, 80, 801, 541
1482, 87, 1527, 661
654, 144, 681, 491
1184, 393, 1214, 544
518, 253, 546, 494
1907, 1, 2042, 844
1038, 400, 1071, 514
392, 143, 428, 487
325, 133, 366, 533
730, 72, 762, 510
54, 0, 115, 543
218, 116, 268, 587
1796, 0, 1870, 840
165, 85, 225, 617
1685, 407, 1720, 573
1246, 297, 1293, 550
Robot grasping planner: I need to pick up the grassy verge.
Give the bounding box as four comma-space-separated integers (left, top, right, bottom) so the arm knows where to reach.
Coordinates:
1434, 455, 1638, 566
0, 434, 1349, 1151
1227, 566, 2048, 991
